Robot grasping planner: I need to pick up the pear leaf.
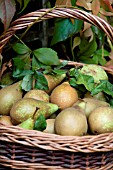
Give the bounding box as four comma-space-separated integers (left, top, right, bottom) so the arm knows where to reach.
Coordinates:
51, 18, 83, 45
91, 80, 113, 97
33, 48, 60, 66
76, 74, 94, 91
13, 43, 31, 54
34, 71, 49, 90
34, 114, 47, 131
21, 74, 33, 91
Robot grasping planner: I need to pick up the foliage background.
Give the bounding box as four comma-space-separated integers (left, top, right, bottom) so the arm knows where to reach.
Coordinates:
0, 0, 113, 69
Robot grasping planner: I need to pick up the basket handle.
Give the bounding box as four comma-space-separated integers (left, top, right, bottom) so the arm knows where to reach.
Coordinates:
0, 7, 113, 51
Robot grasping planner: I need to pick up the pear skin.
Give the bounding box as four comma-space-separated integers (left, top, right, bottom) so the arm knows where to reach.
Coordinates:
0, 116, 13, 126
0, 81, 23, 115
50, 82, 78, 110
24, 89, 49, 102
1, 72, 15, 86
18, 118, 34, 130
44, 73, 66, 94
10, 98, 59, 124
43, 119, 55, 134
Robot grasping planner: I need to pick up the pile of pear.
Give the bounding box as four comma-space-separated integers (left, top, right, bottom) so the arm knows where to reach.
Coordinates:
1, 73, 113, 137
0, 73, 65, 129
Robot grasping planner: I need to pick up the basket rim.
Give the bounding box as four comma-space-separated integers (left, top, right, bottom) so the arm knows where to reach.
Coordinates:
1, 123, 113, 153
0, 7, 113, 51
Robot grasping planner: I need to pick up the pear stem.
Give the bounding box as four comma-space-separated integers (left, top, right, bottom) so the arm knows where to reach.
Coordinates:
32, 107, 39, 119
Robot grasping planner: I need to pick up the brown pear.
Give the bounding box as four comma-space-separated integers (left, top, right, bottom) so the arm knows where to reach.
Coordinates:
50, 82, 78, 110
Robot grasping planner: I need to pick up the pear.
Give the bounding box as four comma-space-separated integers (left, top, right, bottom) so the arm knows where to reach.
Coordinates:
44, 73, 66, 94
84, 91, 107, 102
0, 116, 13, 126
0, 81, 23, 115
88, 106, 113, 134
43, 119, 55, 134
24, 89, 49, 102
54, 107, 88, 136
18, 118, 34, 130
73, 98, 109, 118
10, 98, 59, 125
0, 72, 15, 86
50, 82, 78, 110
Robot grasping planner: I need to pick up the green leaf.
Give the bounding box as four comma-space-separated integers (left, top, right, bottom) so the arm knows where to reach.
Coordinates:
18, 0, 31, 13
109, 99, 113, 107
21, 74, 33, 91
95, 48, 109, 56
13, 43, 31, 54
69, 68, 92, 93
69, 68, 79, 78
78, 38, 97, 57
51, 18, 83, 45
91, 26, 105, 42
32, 55, 41, 71
76, 74, 94, 91
69, 78, 86, 93
13, 70, 33, 78
32, 55, 52, 71
91, 80, 113, 97
34, 114, 47, 131
34, 71, 49, 90
13, 57, 25, 69
33, 48, 60, 66
12, 57, 33, 78
12, 57, 25, 77
53, 69, 67, 74
16, 53, 31, 69
92, 48, 109, 66
71, 0, 77, 6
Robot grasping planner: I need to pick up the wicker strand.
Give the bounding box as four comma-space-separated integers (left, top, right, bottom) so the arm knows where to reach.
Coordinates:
1, 124, 113, 153
0, 8, 113, 50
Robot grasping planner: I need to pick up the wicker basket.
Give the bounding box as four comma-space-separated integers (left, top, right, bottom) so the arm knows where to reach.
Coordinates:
1, 7, 113, 170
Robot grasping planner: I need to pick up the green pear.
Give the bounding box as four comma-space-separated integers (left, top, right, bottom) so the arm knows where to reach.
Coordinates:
44, 73, 66, 94
0, 81, 23, 115
18, 118, 34, 130
10, 98, 59, 125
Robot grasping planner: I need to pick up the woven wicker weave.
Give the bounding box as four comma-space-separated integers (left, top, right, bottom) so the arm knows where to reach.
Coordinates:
0, 7, 113, 170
